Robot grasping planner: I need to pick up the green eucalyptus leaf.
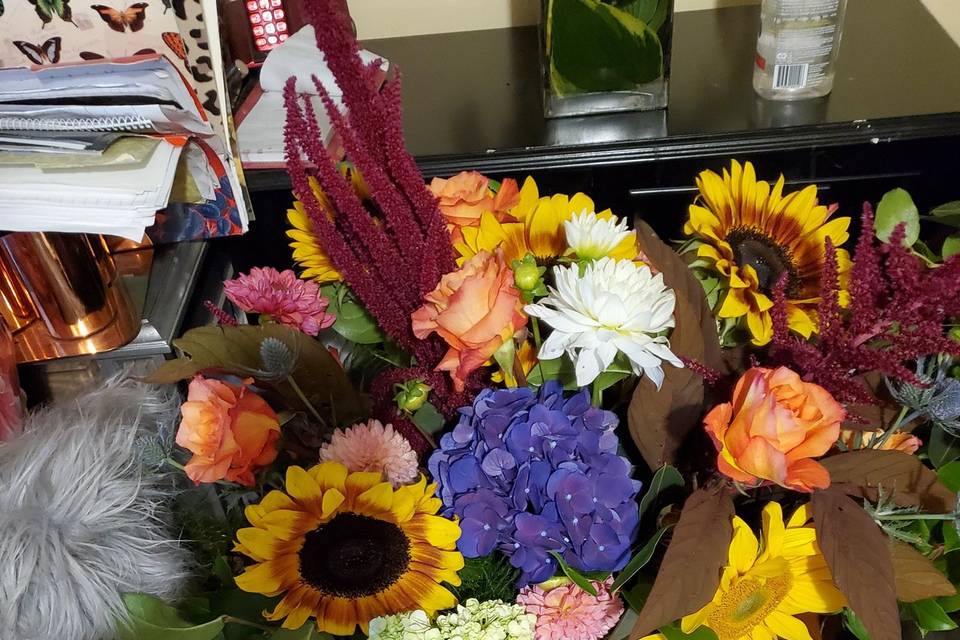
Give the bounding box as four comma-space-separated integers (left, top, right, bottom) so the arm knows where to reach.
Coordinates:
904, 598, 958, 634
842, 608, 872, 640
943, 235, 960, 260
608, 608, 639, 640
928, 425, 960, 468
548, 0, 663, 95
937, 461, 960, 493
660, 622, 719, 640
549, 551, 599, 596
611, 525, 672, 592
639, 464, 684, 519
527, 357, 578, 389
411, 402, 446, 435
329, 293, 384, 345
875, 188, 920, 246
119, 594, 225, 640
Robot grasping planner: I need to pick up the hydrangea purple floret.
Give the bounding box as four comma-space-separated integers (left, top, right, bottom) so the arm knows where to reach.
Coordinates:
428, 381, 641, 585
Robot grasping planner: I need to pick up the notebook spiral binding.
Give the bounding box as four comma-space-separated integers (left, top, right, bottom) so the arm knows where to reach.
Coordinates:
0, 114, 153, 132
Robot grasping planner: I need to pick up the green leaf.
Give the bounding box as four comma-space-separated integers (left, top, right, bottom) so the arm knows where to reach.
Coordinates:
944, 234, 960, 260
119, 594, 225, 640
660, 622, 719, 640
875, 188, 920, 246
938, 591, 960, 613
608, 608, 638, 640
549, 551, 599, 596
144, 324, 369, 428
937, 461, 960, 493
932, 200, 960, 219
904, 598, 958, 634
269, 623, 333, 639
548, 0, 663, 95
943, 520, 960, 554
928, 425, 960, 468
621, 579, 652, 612
843, 608, 872, 640
639, 464, 684, 519
326, 287, 384, 345
411, 402, 445, 435
526, 357, 578, 389
611, 525, 672, 592
617, 0, 670, 32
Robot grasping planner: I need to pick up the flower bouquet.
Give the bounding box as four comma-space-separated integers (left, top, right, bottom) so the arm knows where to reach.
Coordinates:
7, 2, 960, 640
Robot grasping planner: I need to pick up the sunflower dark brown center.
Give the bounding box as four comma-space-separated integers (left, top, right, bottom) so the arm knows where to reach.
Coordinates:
298, 512, 411, 597
726, 227, 800, 296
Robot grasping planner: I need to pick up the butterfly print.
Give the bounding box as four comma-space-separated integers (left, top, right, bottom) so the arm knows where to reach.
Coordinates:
161, 31, 187, 61
28, 0, 75, 25
14, 37, 62, 65
78, 47, 155, 60
90, 2, 148, 32
160, 0, 184, 19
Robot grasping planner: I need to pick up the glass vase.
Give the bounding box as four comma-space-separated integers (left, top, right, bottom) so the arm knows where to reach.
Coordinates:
541, 0, 674, 118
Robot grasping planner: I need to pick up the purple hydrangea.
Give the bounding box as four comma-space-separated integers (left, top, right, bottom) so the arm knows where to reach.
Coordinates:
427, 381, 641, 585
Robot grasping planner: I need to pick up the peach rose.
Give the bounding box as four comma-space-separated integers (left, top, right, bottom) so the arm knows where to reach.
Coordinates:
704, 366, 845, 492
176, 376, 281, 486
430, 171, 520, 230
412, 249, 527, 392
838, 428, 921, 454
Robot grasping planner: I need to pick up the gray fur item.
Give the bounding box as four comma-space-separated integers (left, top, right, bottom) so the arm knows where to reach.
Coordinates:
0, 376, 190, 640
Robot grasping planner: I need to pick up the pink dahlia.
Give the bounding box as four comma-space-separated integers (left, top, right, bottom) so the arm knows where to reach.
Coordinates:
318, 419, 420, 487
517, 577, 624, 640
223, 267, 335, 336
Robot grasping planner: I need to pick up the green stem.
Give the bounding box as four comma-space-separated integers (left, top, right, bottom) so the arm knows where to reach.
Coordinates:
286, 374, 326, 426
223, 616, 274, 632
878, 513, 958, 521
591, 379, 602, 407
531, 317, 543, 349
874, 405, 910, 449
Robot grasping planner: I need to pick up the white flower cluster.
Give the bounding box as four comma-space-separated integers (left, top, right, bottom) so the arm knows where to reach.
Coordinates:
368, 600, 535, 640
434, 598, 536, 640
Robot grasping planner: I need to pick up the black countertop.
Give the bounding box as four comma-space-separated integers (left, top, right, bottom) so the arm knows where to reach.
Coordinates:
246, 0, 960, 191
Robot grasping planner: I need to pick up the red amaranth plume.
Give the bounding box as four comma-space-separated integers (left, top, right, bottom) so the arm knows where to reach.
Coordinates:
770, 202, 960, 403
282, 0, 454, 372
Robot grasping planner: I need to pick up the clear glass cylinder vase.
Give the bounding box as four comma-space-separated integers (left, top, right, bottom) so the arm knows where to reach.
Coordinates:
541, 0, 674, 118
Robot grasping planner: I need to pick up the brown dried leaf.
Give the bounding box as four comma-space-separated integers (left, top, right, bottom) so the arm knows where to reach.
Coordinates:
628, 221, 723, 468
822, 450, 955, 513
630, 487, 734, 638
890, 540, 957, 602
812, 488, 900, 640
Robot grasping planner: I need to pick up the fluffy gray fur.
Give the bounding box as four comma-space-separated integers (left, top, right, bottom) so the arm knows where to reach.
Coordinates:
0, 376, 190, 640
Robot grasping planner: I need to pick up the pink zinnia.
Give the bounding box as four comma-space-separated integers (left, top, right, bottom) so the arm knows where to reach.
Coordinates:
318, 419, 419, 487
223, 267, 335, 336
517, 577, 624, 640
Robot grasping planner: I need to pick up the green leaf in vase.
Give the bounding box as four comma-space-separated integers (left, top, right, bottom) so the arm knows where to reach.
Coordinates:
616, 0, 671, 33
548, 0, 664, 96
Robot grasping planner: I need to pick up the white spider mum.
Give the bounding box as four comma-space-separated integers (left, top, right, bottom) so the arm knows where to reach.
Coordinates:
0, 376, 189, 640
525, 257, 682, 388
563, 211, 635, 260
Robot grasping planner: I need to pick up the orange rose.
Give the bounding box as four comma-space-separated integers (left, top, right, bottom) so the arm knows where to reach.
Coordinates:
838, 428, 921, 454
704, 366, 845, 492
430, 171, 520, 230
412, 249, 527, 392
176, 376, 281, 486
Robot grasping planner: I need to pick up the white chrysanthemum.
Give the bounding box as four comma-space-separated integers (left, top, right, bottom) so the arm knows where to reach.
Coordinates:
563, 211, 635, 260
525, 257, 682, 388
0, 377, 189, 640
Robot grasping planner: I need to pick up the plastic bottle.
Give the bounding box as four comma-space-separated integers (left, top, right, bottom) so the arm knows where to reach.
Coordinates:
753, 0, 848, 101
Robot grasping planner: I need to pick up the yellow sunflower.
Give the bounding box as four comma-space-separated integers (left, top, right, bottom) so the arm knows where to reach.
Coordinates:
234, 462, 463, 636
681, 502, 845, 640
286, 167, 369, 284
456, 177, 637, 266
685, 160, 851, 346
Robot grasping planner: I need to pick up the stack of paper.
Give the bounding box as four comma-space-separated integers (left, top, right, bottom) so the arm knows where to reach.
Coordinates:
0, 56, 244, 241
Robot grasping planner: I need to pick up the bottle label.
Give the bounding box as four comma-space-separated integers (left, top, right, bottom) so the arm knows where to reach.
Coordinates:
769, 0, 842, 89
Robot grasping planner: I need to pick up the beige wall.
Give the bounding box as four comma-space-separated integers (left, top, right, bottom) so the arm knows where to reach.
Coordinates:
348, 0, 960, 47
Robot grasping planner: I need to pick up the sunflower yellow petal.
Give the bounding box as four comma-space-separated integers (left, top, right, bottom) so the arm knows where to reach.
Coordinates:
680, 602, 715, 633
322, 487, 345, 518
286, 466, 323, 506
236, 527, 283, 561
765, 611, 814, 640
747, 309, 773, 346
729, 516, 760, 574
319, 598, 359, 637
788, 504, 813, 528
761, 502, 786, 558
405, 513, 461, 549
356, 482, 395, 516
235, 555, 299, 594
345, 470, 385, 501
308, 461, 348, 492
719, 290, 751, 318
